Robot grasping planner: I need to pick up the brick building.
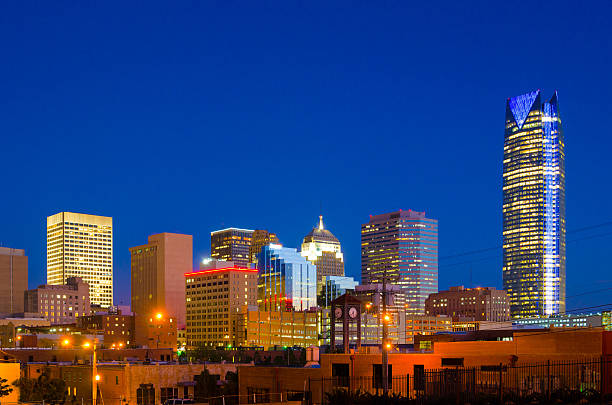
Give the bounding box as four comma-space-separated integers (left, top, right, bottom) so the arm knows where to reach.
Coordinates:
24, 277, 90, 325
425, 286, 510, 321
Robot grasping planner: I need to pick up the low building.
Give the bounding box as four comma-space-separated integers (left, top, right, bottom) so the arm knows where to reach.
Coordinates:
405, 315, 452, 344
452, 319, 513, 332
23, 362, 245, 405
135, 313, 177, 349
24, 277, 90, 325
78, 307, 135, 348
4, 347, 174, 363
185, 262, 258, 348
239, 328, 612, 404
425, 286, 510, 321
0, 362, 20, 403
238, 308, 318, 349
514, 312, 603, 329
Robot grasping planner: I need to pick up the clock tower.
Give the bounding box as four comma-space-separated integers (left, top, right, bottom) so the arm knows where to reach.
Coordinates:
330, 293, 362, 353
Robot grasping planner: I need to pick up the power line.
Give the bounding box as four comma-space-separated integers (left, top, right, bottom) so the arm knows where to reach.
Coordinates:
439, 220, 612, 261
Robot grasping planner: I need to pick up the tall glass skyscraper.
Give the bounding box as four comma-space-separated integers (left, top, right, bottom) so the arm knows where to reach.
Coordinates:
361, 210, 438, 315
503, 90, 565, 318
257, 244, 317, 311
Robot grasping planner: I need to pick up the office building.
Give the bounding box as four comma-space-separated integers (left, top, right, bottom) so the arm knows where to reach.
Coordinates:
0, 247, 28, 314
249, 229, 279, 265
503, 90, 565, 317
130, 232, 192, 343
318, 276, 358, 308
425, 286, 510, 322
47, 212, 113, 307
185, 262, 258, 348
24, 277, 90, 325
210, 228, 253, 267
301, 215, 344, 283
361, 209, 438, 315
257, 244, 317, 312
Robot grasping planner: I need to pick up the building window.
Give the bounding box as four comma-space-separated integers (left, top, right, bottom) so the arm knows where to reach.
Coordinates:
137, 384, 155, 405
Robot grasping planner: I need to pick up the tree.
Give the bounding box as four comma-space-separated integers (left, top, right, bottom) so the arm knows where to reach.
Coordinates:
194, 369, 219, 402
0, 378, 13, 398
13, 368, 66, 404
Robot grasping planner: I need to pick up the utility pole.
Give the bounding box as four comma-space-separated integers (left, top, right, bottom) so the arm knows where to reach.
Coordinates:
382, 269, 389, 395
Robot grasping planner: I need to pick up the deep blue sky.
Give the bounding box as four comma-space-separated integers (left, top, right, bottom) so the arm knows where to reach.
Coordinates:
1, 1, 611, 312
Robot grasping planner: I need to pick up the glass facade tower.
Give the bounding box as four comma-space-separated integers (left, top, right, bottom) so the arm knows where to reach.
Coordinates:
257, 244, 317, 311
361, 210, 438, 315
503, 90, 565, 318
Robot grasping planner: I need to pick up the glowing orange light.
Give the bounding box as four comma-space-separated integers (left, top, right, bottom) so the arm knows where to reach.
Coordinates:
16, 336, 22, 340
385, 343, 392, 349
62, 339, 70, 346
383, 314, 391, 322
95, 374, 100, 381
83, 342, 91, 348
155, 313, 163, 320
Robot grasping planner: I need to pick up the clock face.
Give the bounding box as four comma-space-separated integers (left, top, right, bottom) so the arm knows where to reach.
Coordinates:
348, 307, 358, 319
334, 307, 343, 319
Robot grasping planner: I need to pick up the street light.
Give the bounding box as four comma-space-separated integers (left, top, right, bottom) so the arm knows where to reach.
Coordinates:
84, 339, 99, 405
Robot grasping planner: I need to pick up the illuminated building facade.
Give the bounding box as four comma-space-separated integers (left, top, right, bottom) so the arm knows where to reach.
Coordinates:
24, 277, 90, 325
0, 247, 28, 314
424, 286, 510, 322
257, 245, 317, 311
249, 229, 279, 265
503, 90, 565, 318
47, 212, 113, 307
301, 215, 344, 283
185, 263, 258, 348
237, 308, 319, 349
361, 210, 438, 315
130, 233, 193, 342
317, 276, 358, 308
210, 228, 253, 267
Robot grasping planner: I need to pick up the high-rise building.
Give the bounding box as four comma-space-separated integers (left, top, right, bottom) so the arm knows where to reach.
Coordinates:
0, 247, 28, 314
257, 244, 317, 311
24, 277, 90, 325
361, 210, 438, 315
130, 233, 193, 342
185, 261, 258, 348
424, 286, 510, 322
249, 229, 279, 265
503, 90, 565, 318
301, 215, 344, 283
47, 212, 113, 308
210, 228, 254, 267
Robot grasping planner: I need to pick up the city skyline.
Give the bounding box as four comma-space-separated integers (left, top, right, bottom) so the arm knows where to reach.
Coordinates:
1, 2, 611, 313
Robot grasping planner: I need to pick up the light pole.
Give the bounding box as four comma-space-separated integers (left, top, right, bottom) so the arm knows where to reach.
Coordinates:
84, 339, 100, 405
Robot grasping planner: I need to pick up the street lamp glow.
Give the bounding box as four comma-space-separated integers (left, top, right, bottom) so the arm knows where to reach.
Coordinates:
62, 339, 70, 346
83, 342, 91, 348
95, 374, 100, 381
156, 313, 163, 320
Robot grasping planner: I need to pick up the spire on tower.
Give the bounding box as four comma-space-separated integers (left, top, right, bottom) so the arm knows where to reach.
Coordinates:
318, 215, 324, 230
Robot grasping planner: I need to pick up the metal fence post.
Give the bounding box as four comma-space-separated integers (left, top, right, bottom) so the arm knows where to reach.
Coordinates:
547, 360, 551, 400
498, 362, 503, 403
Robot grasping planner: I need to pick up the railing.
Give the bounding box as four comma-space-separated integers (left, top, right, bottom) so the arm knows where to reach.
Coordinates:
307, 357, 612, 404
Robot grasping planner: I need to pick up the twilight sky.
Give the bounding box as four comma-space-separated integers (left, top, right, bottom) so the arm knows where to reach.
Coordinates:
1, 1, 611, 312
